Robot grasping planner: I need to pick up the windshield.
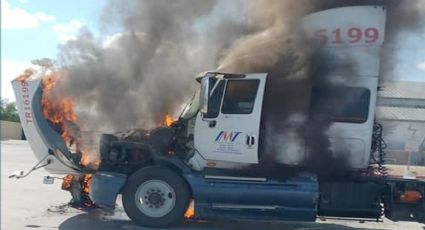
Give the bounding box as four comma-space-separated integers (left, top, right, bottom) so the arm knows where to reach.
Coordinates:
181, 89, 200, 120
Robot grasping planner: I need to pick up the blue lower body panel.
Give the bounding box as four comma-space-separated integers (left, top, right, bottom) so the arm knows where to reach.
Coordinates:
183, 174, 318, 221
89, 172, 127, 208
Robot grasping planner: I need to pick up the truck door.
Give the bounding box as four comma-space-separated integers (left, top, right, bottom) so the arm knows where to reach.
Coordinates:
194, 73, 267, 164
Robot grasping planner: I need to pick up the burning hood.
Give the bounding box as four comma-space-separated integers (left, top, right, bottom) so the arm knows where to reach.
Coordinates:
12, 76, 84, 174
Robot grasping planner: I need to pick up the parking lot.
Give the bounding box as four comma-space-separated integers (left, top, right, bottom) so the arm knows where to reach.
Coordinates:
2, 140, 424, 230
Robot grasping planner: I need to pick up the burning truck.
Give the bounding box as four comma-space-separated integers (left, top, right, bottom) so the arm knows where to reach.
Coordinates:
10, 5, 425, 228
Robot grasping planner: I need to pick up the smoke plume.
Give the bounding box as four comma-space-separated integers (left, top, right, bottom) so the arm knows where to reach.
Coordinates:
53, 0, 248, 132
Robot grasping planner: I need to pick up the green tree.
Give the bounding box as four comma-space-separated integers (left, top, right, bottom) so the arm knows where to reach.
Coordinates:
0, 98, 20, 123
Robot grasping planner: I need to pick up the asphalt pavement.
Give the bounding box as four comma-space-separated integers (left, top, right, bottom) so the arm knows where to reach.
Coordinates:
2, 140, 424, 230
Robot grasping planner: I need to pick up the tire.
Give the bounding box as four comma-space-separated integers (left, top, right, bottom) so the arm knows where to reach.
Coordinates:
122, 166, 190, 227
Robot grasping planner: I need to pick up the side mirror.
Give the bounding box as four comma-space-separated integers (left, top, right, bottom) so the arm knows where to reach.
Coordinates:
199, 76, 209, 115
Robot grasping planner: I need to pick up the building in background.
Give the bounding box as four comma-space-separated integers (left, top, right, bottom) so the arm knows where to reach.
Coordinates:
376, 81, 425, 165
1, 120, 24, 140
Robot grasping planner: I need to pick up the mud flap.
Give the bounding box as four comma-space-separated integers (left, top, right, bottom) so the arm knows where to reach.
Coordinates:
89, 172, 127, 208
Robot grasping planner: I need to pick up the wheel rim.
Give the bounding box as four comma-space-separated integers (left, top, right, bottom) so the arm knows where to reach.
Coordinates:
135, 179, 176, 218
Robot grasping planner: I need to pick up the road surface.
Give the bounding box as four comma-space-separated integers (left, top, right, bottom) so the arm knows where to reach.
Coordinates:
2, 140, 424, 230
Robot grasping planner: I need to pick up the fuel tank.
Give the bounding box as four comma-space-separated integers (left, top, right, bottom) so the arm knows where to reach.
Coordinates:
184, 173, 318, 221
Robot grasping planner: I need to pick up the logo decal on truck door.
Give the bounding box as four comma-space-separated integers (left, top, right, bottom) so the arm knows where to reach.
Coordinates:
215, 131, 242, 142
214, 131, 243, 155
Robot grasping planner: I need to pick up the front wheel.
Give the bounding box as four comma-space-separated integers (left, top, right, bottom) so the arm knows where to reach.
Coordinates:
122, 166, 190, 227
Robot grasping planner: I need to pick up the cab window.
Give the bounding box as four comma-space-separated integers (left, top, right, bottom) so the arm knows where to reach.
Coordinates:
310, 87, 370, 123
181, 89, 200, 119
204, 80, 226, 118
221, 80, 259, 114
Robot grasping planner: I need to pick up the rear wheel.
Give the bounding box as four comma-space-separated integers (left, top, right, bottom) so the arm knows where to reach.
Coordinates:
122, 166, 190, 227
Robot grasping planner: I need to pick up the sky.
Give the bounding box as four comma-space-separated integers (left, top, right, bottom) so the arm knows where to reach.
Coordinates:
1, 0, 105, 101
1, 0, 425, 102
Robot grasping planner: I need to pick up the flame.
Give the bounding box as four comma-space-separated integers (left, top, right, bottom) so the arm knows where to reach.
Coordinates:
80, 151, 91, 167
61, 174, 95, 207
82, 174, 92, 194
184, 200, 195, 219
41, 74, 78, 143
80, 150, 101, 169
40, 72, 98, 169
15, 69, 34, 82
164, 114, 174, 127
61, 174, 92, 195
61, 175, 74, 190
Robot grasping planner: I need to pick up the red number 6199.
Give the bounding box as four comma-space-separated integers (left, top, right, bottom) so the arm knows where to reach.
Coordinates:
314, 27, 379, 45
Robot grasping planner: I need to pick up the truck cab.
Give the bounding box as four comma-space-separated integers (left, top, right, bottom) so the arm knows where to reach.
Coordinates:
187, 70, 377, 171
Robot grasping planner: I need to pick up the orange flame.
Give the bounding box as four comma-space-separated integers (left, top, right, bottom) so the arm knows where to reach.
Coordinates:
61, 174, 95, 207
184, 200, 195, 219
15, 69, 34, 82
40, 72, 98, 169
80, 150, 101, 169
61, 174, 92, 194
80, 151, 91, 168
41, 74, 78, 143
61, 174, 74, 190
164, 114, 174, 127
82, 174, 92, 194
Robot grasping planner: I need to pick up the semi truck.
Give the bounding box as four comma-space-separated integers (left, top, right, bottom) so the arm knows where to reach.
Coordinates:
11, 5, 425, 228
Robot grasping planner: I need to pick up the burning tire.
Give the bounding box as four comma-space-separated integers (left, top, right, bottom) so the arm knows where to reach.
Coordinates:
122, 166, 190, 227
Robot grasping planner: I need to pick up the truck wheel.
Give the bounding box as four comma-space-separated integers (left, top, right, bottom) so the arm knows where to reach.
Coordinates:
122, 166, 190, 227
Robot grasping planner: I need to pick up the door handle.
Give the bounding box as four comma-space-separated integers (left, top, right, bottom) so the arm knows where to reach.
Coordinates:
246, 135, 255, 148
208, 120, 216, 128
250, 136, 255, 146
